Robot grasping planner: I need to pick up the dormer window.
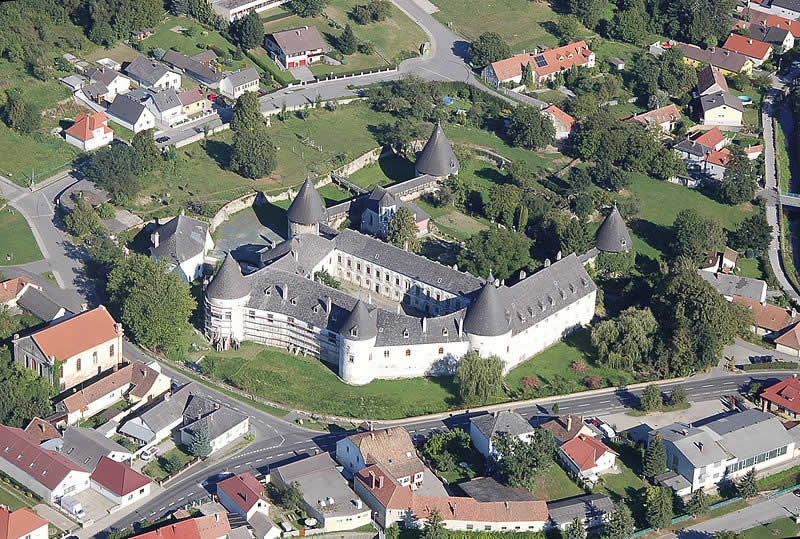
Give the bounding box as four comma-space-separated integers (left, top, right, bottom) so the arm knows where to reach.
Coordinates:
442, 328, 448, 337
265, 287, 271, 296
403, 329, 409, 338
290, 297, 298, 306
350, 327, 358, 337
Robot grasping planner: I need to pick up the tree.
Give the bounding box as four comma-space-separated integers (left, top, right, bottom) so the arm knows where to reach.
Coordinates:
338, 24, 358, 55
290, 0, 328, 17
231, 91, 264, 132
671, 208, 725, 261
187, 428, 212, 457
612, 8, 649, 44
106, 254, 196, 352
669, 385, 688, 406
65, 197, 104, 237
2, 90, 41, 134
641, 384, 663, 412
83, 144, 142, 204
565, 517, 586, 539
591, 307, 658, 370
421, 509, 445, 539
737, 468, 758, 498
507, 105, 555, 150
387, 207, 421, 252
687, 487, 709, 515
718, 146, 757, 205
468, 32, 511, 67
230, 11, 264, 49
484, 183, 521, 225
556, 14, 581, 42
132, 129, 160, 174
456, 228, 532, 280
606, 502, 635, 539
521, 62, 533, 88
552, 402, 560, 414
645, 486, 673, 529
161, 452, 184, 475
494, 429, 556, 491
230, 124, 277, 179
591, 160, 631, 191
560, 219, 593, 256
568, 167, 592, 194
644, 432, 667, 478
0, 349, 54, 428
385, 524, 399, 539
279, 481, 303, 510
713, 532, 742, 539
648, 89, 670, 109
455, 351, 503, 405
352, 0, 391, 23
730, 209, 770, 252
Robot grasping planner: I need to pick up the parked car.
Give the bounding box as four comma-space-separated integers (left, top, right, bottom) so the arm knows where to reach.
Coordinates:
140, 446, 158, 461
156, 136, 170, 143
61, 495, 85, 519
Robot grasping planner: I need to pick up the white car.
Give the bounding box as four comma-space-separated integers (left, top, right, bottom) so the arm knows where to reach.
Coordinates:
140, 447, 158, 461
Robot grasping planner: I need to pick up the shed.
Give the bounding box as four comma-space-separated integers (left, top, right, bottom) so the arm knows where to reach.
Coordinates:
608, 57, 625, 70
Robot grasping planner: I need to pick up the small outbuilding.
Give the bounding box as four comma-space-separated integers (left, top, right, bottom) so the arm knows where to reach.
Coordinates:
608, 57, 625, 70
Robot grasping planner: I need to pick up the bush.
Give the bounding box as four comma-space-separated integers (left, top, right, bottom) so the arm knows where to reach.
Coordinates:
96, 202, 115, 220
741, 361, 799, 370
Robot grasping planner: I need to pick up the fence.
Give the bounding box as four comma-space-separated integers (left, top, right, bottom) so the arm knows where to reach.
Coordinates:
631, 497, 743, 536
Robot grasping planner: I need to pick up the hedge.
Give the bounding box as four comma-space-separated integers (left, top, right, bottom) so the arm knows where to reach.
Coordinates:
740, 360, 800, 370
245, 50, 298, 86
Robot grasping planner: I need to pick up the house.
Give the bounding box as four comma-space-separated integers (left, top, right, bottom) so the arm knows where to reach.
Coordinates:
161, 50, 223, 88
150, 214, 214, 282
702, 147, 733, 180
481, 41, 595, 87
106, 93, 156, 133
219, 68, 260, 100
336, 427, 424, 489
90, 456, 151, 507
60, 74, 86, 91
758, 0, 800, 22
696, 65, 729, 96
177, 394, 249, 454
469, 410, 535, 459
271, 453, 372, 532
12, 306, 124, 391
542, 104, 576, 140
97, 57, 122, 71
125, 56, 181, 90
191, 50, 218, 66
131, 27, 156, 40
651, 409, 795, 495
750, 23, 795, 51
179, 88, 210, 116
266, 26, 327, 69
675, 43, 753, 75
723, 33, 773, 65
773, 323, 800, 356
459, 476, 537, 503
210, 0, 290, 22
693, 127, 728, 151
698, 270, 767, 303
217, 473, 269, 520
119, 383, 196, 445
24, 418, 60, 444
130, 512, 231, 539
16, 287, 67, 322
85, 67, 131, 101
701, 246, 738, 274
540, 415, 595, 445
622, 104, 681, 134
608, 57, 625, 70
0, 277, 38, 309
674, 127, 730, 169
0, 506, 49, 539
64, 112, 113, 151
700, 91, 744, 126
147, 89, 186, 126
0, 424, 91, 503
81, 81, 110, 105
55, 361, 170, 426
766, 14, 800, 37
558, 434, 618, 483
546, 494, 613, 531
43, 427, 132, 473
746, 144, 764, 159
359, 186, 429, 239
760, 376, 800, 418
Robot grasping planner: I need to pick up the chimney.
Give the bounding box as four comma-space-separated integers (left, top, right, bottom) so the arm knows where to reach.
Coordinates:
544, 258, 551, 268
453, 264, 458, 271
81, 303, 88, 312
792, 307, 797, 319
1, 282, 5, 290
567, 416, 572, 431
152, 231, 159, 248
748, 39, 753, 44
215, 513, 220, 523
519, 270, 526, 280
397, 304, 401, 314
370, 432, 375, 439
180, 208, 185, 216
369, 470, 376, 489
326, 296, 332, 313
377, 476, 384, 489
556, 250, 562, 261
422, 317, 427, 333
281, 284, 288, 301
314, 448, 320, 455
493, 411, 498, 418
682, 429, 688, 436
698, 441, 704, 452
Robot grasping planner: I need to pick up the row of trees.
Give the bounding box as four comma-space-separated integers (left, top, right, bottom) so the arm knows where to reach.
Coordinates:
229, 91, 277, 179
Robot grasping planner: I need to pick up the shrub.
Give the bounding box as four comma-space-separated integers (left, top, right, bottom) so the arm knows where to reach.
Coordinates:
570, 360, 588, 373
584, 376, 602, 389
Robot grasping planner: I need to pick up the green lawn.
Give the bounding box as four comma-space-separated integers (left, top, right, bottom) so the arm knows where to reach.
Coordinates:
736, 257, 766, 280
756, 463, 800, 491
415, 200, 489, 241
345, 154, 417, 189
0, 126, 79, 187
0, 481, 36, 511
590, 38, 644, 66
108, 120, 134, 142
532, 464, 585, 501
142, 446, 194, 482
776, 118, 791, 192
741, 518, 800, 539
0, 207, 43, 266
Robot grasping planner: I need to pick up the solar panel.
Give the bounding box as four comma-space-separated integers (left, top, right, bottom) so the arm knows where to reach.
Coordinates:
534, 55, 547, 67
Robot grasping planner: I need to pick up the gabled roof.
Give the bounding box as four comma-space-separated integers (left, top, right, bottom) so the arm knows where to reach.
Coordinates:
52, 427, 132, 472
338, 300, 378, 340
151, 214, 209, 265
91, 456, 150, 496
17, 287, 64, 321
767, 14, 800, 37
0, 424, 87, 490
486, 53, 532, 82
698, 270, 766, 301
691, 127, 726, 149
724, 32, 772, 59
347, 427, 424, 481
86, 66, 125, 86
60, 361, 161, 413
705, 147, 732, 167
287, 177, 327, 225
540, 415, 589, 444
700, 91, 744, 114
762, 376, 800, 415
131, 512, 230, 539
731, 296, 781, 330
415, 123, 460, 177
179, 88, 205, 106
560, 434, 617, 471
696, 65, 729, 95
206, 253, 250, 301
82, 81, 110, 102
0, 277, 35, 303
530, 41, 594, 77
463, 279, 511, 337
0, 506, 48, 539
750, 24, 791, 45
126, 56, 173, 85
470, 410, 534, 440
675, 43, 750, 73
596, 206, 632, 253
547, 494, 614, 527
355, 464, 413, 509
775, 322, 800, 350
151, 88, 182, 112
191, 50, 218, 64
224, 67, 259, 88
23, 418, 60, 444
65, 112, 111, 142
411, 494, 548, 524
217, 473, 267, 513
27, 306, 120, 362
623, 104, 680, 128
543, 104, 576, 132
269, 26, 327, 55
107, 94, 150, 125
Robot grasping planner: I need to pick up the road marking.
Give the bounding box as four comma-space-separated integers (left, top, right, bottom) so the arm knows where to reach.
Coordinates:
701, 384, 714, 388
159, 506, 165, 511
256, 458, 263, 462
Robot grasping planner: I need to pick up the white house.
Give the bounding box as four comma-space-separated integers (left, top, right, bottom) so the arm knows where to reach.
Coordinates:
469, 410, 535, 459
219, 68, 260, 100
177, 395, 250, 455
85, 67, 131, 101
558, 435, 618, 484
64, 112, 114, 151
217, 473, 270, 520
150, 214, 214, 282
90, 457, 151, 507
106, 94, 156, 133
146, 88, 186, 126
542, 105, 576, 141
125, 56, 181, 90
265, 26, 327, 69
336, 427, 424, 489
210, 0, 289, 22
0, 506, 49, 539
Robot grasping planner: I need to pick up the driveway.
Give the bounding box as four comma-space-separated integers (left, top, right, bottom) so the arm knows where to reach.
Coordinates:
676, 490, 800, 537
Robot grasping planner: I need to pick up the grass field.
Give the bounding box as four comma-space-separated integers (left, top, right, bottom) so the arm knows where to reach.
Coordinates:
741, 518, 800, 539
532, 464, 585, 501
143, 446, 194, 482
345, 154, 417, 189
776, 118, 791, 192
0, 207, 43, 266
0, 126, 79, 187
590, 38, 644, 66
736, 257, 766, 280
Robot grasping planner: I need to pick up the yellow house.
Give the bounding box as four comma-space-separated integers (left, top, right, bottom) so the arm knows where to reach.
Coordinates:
178, 88, 210, 116
700, 91, 744, 127
675, 43, 753, 75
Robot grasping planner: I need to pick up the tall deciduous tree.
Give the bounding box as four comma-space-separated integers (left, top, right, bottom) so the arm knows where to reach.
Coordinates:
132, 129, 160, 174
421, 509, 445, 539
494, 429, 556, 491
644, 432, 667, 478
718, 146, 757, 205
591, 307, 658, 370
606, 502, 635, 539
671, 208, 726, 261
730, 209, 770, 252
455, 351, 503, 405
485, 184, 521, 226
65, 197, 104, 237
230, 11, 264, 49
565, 517, 586, 539
0, 349, 54, 428
560, 218, 593, 256
387, 207, 421, 252
468, 32, 511, 67
230, 124, 277, 179
231, 92, 264, 132
507, 105, 555, 150
556, 15, 582, 42
290, 0, 328, 17
640, 384, 663, 412
456, 227, 532, 280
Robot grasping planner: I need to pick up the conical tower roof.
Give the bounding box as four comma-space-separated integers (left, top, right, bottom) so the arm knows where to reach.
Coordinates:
206, 253, 249, 301
596, 205, 632, 253
463, 277, 510, 337
287, 176, 327, 225
338, 300, 377, 340
415, 123, 460, 177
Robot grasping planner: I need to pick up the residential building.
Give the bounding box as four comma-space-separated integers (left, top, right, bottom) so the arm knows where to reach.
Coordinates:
265, 26, 327, 69
693, 127, 728, 151
150, 214, 214, 282
130, 512, 231, 539
90, 456, 151, 507
767, 14, 800, 37
546, 494, 613, 531
700, 246, 738, 274
12, 306, 124, 391
177, 394, 250, 454
84, 67, 131, 101
699, 91, 744, 126
751, 0, 800, 22
42, 427, 132, 472
608, 57, 625, 70
774, 324, 800, 356
481, 41, 595, 87
734, 296, 798, 338
125, 56, 181, 90
542, 104, 576, 140
16, 287, 67, 322
622, 104, 681, 134
698, 270, 767, 303
696, 65, 729, 96
0, 424, 91, 503
469, 410, 535, 459
0, 277, 38, 309
64, 112, 114, 151
219, 68, 260, 99
651, 409, 795, 495
750, 23, 795, 51
217, 473, 269, 520
540, 415, 596, 445
161, 50, 223, 88
0, 506, 49, 539
119, 383, 196, 446
723, 33, 773, 65
211, 0, 289, 22
106, 93, 156, 133
271, 453, 372, 532
179, 88, 211, 116
761, 376, 800, 418
192, 50, 218, 66
23, 418, 60, 444
336, 427, 424, 488
147, 89, 186, 126
746, 144, 764, 159
459, 476, 537, 503
359, 186, 429, 239
557, 434, 618, 483
675, 43, 753, 75
81, 81, 111, 105
702, 147, 733, 180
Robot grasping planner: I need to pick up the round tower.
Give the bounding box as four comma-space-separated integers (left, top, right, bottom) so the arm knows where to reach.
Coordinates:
595, 204, 632, 253
287, 176, 327, 237
463, 275, 512, 359
205, 253, 251, 347
415, 123, 460, 178
337, 300, 378, 385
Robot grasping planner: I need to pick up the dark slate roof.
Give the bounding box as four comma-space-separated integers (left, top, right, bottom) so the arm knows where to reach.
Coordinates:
162, 50, 222, 83
179, 404, 248, 441
207, 253, 250, 301
150, 214, 209, 265
151, 88, 182, 112
287, 177, 327, 225
183, 394, 218, 421
459, 476, 535, 502
697, 270, 766, 301
471, 410, 534, 440
259, 234, 335, 276
673, 138, 711, 158
54, 427, 131, 472
106, 94, 148, 125
338, 300, 378, 340
463, 277, 510, 336
119, 383, 196, 441
17, 287, 64, 321
125, 56, 172, 85
750, 24, 791, 45
86, 67, 123, 86
269, 27, 327, 56
700, 91, 745, 114
365, 186, 398, 213
224, 67, 259, 88
595, 206, 632, 253
696, 65, 729, 95
82, 81, 109, 102
415, 123, 460, 177
772, 0, 800, 13
546, 494, 614, 526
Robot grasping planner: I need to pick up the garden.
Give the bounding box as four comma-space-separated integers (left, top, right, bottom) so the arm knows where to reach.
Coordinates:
0, 205, 43, 266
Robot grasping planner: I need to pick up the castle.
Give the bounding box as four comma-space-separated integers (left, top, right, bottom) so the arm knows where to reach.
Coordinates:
204, 126, 630, 385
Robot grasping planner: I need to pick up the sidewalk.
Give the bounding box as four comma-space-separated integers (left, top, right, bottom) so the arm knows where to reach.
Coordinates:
34, 504, 76, 535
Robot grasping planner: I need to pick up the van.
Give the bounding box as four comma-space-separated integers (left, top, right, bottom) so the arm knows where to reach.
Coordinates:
61, 495, 85, 519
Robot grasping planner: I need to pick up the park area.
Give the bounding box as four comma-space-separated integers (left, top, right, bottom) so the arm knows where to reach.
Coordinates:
0, 206, 43, 266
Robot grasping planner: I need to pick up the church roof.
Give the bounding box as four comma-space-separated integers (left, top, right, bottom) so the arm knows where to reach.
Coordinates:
595, 206, 632, 253
463, 277, 510, 337
338, 300, 378, 340
287, 177, 327, 225
206, 253, 249, 301
415, 123, 459, 177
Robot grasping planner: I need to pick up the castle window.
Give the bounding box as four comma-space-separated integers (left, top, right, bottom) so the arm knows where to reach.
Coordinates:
357, 263, 361, 271
93, 351, 98, 364
396, 278, 400, 286
347, 259, 351, 267
76, 357, 81, 371
366, 279, 370, 286
288, 317, 294, 323
338, 255, 342, 263
350, 327, 358, 337
436, 293, 441, 301
403, 329, 409, 338
376, 270, 381, 279
384, 350, 390, 358
290, 297, 297, 305
366, 267, 371, 275
405, 349, 411, 357
386, 274, 390, 282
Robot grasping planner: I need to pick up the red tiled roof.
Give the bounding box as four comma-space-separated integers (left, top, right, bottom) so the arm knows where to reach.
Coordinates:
533, 41, 593, 77
0, 277, 35, 304
487, 54, 535, 82
705, 147, 732, 167
767, 15, 800, 37
775, 323, 800, 351
355, 464, 413, 509
179, 88, 205, 106
411, 496, 548, 524
91, 456, 151, 496
130, 513, 230, 539
217, 473, 267, 513
560, 434, 617, 471
60, 361, 160, 413
23, 418, 60, 444
543, 104, 576, 132
29, 306, 120, 362
761, 377, 800, 415
623, 104, 680, 128
0, 506, 48, 539
691, 127, 725, 149
746, 144, 764, 155
65, 112, 110, 142
0, 424, 86, 490
723, 33, 772, 60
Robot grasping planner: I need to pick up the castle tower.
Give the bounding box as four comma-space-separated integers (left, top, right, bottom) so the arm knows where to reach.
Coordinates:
287, 176, 327, 237
415, 123, 460, 178
595, 205, 632, 253
205, 253, 251, 346
463, 275, 512, 359
338, 300, 378, 385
